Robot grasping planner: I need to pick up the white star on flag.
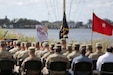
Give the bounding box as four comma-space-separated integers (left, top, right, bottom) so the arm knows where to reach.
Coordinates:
102, 23, 106, 27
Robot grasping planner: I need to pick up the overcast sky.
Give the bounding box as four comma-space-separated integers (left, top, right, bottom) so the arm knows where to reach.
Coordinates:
0, 0, 113, 23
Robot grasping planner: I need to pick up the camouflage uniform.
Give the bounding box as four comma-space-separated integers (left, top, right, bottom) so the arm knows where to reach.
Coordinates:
9, 47, 20, 55
88, 42, 104, 60
67, 51, 80, 61
21, 47, 42, 75
41, 51, 54, 61
0, 50, 13, 59
45, 53, 69, 75
18, 50, 29, 60
9, 40, 21, 55
67, 42, 80, 61
88, 51, 104, 60
0, 40, 13, 59
63, 44, 72, 56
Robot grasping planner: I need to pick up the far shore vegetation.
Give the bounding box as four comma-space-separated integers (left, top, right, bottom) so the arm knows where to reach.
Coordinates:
0, 16, 113, 29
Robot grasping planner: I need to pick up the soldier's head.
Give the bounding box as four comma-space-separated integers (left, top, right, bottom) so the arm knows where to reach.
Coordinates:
0, 41, 7, 50
49, 43, 55, 51
0, 40, 6, 49
24, 42, 31, 49
60, 38, 66, 45
73, 42, 80, 51
96, 42, 102, 50
28, 47, 35, 55
32, 42, 40, 48
86, 44, 93, 51
54, 44, 62, 53
16, 40, 21, 47
42, 42, 49, 50
66, 44, 72, 52
21, 42, 26, 50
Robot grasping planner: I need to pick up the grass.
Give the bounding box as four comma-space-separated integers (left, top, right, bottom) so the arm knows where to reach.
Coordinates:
0, 27, 112, 52
0, 27, 35, 42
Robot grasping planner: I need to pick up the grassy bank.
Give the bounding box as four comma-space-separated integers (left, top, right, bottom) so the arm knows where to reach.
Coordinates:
0, 27, 113, 52
0, 27, 35, 42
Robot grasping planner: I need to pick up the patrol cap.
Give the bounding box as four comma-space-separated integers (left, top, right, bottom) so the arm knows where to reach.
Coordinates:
49, 43, 55, 48
16, 40, 21, 45
96, 42, 102, 47
0, 40, 6, 47
28, 47, 35, 53
67, 44, 72, 50
54, 44, 61, 49
60, 38, 66, 41
67, 44, 72, 47
42, 42, 49, 47
80, 44, 86, 49
73, 42, 80, 47
63, 35, 68, 38
26, 42, 31, 47
86, 44, 92, 49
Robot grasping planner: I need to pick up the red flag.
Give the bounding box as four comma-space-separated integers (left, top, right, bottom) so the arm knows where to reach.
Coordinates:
92, 13, 113, 36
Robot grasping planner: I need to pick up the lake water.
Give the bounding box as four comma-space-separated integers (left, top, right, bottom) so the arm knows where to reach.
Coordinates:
3, 29, 113, 42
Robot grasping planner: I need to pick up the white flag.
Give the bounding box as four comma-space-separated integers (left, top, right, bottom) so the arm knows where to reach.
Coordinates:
36, 25, 48, 42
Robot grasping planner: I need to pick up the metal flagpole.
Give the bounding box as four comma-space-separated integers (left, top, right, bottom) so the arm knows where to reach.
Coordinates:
63, 0, 66, 14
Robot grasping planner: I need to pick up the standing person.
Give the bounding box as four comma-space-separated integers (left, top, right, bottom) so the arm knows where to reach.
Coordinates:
0, 40, 13, 59
97, 46, 113, 71
60, 38, 67, 53
88, 42, 104, 60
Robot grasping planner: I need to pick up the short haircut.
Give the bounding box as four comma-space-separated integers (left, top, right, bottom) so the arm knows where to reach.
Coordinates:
106, 46, 113, 52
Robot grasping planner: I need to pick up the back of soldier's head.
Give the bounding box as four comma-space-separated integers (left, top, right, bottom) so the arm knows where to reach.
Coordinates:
28, 47, 35, 54
0, 40, 6, 47
66, 44, 72, 51
54, 44, 62, 53
96, 42, 102, 49
60, 38, 66, 44
49, 43, 55, 50
25, 42, 31, 48
42, 42, 49, 49
16, 40, 21, 47
86, 44, 93, 51
73, 42, 80, 51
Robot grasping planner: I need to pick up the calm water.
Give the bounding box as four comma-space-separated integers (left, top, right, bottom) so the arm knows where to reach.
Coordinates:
3, 29, 113, 42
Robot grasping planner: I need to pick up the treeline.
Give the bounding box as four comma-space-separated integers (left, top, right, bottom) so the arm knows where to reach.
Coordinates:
0, 16, 113, 29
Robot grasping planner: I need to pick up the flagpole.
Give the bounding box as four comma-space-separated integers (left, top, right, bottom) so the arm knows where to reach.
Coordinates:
91, 13, 93, 46
63, 0, 66, 14
91, 29, 93, 45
